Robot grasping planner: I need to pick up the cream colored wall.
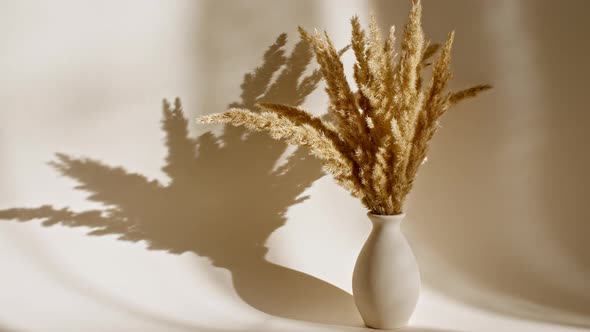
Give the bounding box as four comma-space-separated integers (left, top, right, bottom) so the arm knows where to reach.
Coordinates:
373, 0, 590, 327
0, 1, 588, 332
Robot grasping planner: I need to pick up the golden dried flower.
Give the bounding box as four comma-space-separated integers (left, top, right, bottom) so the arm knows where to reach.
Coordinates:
197, 0, 491, 215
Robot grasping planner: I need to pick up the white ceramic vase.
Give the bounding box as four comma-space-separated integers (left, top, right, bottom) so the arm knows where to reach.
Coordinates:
352, 213, 420, 329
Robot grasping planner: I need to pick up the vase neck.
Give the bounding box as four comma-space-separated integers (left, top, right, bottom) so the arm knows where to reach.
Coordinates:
367, 213, 405, 229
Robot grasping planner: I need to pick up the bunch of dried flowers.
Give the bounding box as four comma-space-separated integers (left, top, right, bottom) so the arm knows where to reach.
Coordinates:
198, 0, 491, 215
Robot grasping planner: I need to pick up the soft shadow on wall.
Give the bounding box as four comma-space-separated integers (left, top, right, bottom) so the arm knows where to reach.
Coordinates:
373, 0, 590, 329
0, 325, 20, 332
0, 35, 364, 327
1, 1, 468, 332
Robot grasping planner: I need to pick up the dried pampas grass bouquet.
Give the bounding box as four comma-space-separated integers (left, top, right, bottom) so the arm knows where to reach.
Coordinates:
197, 1, 491, 327
198, 0, 490, 216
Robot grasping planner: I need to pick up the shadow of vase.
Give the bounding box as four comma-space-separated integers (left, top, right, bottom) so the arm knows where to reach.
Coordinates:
0, 34, 362, 327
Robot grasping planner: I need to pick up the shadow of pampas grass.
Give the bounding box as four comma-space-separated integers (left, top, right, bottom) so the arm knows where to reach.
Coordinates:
0, 34, 363, 327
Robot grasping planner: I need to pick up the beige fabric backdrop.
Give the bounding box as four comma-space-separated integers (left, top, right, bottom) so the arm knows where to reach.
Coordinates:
0, 1, 588, 331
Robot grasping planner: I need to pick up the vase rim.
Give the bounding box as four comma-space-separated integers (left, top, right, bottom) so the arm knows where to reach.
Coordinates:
367, 212, 406, 223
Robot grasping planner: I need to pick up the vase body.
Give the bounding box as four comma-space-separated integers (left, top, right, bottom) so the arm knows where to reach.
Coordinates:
352, 213, 420, 329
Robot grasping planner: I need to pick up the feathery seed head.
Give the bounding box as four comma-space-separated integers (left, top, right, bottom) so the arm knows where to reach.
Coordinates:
197, 0, 491, 215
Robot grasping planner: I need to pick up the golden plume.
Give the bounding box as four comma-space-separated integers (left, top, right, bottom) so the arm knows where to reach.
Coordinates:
197, 0, 491, 215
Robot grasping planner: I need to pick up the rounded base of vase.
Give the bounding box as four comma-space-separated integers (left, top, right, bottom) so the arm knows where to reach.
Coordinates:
363, 321, 409, 330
